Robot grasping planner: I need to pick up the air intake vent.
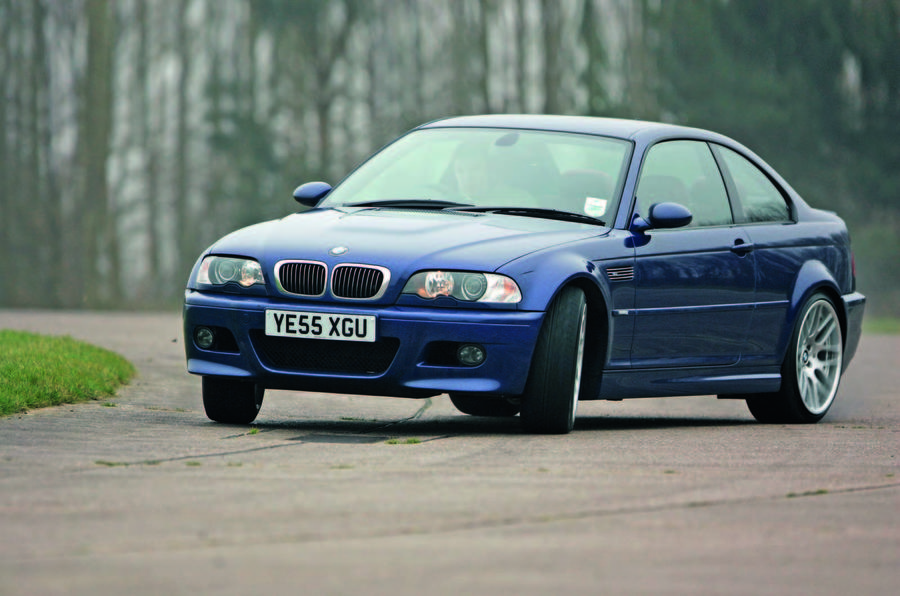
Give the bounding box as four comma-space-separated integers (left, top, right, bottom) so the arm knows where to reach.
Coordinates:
332, 264, 390, 300
606, 265, 634, 282
276, 261, 327, 296
250, 331, 399, 375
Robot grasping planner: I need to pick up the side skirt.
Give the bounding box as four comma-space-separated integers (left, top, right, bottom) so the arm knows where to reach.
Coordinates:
593, 367, 782, 400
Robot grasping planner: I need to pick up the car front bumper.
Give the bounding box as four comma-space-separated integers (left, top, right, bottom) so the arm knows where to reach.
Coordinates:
183, 291, 544, 398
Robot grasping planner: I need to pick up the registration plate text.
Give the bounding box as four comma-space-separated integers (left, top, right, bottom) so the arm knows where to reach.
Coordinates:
265, 310, 376, 342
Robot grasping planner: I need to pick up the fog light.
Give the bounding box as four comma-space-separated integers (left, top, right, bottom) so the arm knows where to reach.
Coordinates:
194, 326, 215, 350
457, 344, 485, 367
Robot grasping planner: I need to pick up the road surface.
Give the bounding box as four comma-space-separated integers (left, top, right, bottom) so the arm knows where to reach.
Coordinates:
1, 310, 897, 595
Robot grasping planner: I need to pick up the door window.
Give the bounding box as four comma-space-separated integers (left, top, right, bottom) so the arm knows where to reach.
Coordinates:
636, 141, 733, 227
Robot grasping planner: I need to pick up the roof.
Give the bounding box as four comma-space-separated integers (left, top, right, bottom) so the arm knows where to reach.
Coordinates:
419, 114, 711, 142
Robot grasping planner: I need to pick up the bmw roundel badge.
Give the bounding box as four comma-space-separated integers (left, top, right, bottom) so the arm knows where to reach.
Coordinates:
329, 246, 349, 256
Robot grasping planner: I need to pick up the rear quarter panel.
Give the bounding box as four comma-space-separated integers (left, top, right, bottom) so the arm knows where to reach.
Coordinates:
743, 214, 852, 368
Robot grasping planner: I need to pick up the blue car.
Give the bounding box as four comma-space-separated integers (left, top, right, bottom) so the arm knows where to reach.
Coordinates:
184, 115, 865, 434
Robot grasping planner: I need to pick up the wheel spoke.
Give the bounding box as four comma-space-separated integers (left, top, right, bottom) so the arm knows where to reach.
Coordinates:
809, 306, 825, 333
798, 368, 811, 398
814, 316, 837, 343
804, 370, 822, 408
818, 351, 840, 366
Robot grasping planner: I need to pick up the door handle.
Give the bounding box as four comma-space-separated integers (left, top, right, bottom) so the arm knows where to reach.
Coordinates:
731, 239, 754, 255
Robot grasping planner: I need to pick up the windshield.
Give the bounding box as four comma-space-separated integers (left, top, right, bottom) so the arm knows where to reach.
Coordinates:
321, 127, 631, 221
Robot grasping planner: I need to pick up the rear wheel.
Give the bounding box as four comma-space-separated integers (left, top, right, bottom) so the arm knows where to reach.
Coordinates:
746, 293, 843, 423
449, 394, 520, 417
202, 376, 264, 424
520, 286, 587, 434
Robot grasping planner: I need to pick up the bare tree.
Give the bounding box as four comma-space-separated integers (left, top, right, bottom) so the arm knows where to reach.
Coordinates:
134, 0, 163, 301
1, 0, 16, 303
581, 0, 608, 115
73, 0, 115, 305
173, 0, 193, 285
541, 0, 563, 113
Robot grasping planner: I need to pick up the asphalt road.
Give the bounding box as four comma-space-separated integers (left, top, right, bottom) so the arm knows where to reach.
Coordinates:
1, 310, 898, 596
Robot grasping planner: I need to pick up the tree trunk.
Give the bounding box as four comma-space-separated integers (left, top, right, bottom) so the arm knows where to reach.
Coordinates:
581, 0, 606, 115
541, 0, 562, 114
0, 0, 13, 304
515, 0, 528, 112
31, 0, 64, 305
136, 0, 161, 301
478, 0, 491, 112
77, 0, 114, 306
173, 0, 192, 289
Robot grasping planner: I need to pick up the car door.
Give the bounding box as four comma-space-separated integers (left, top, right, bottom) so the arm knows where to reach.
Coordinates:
630, 140, 756, 368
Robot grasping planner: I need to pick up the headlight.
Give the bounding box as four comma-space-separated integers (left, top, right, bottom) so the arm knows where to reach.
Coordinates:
402, 271, 521, 303
197, 256, 265, 287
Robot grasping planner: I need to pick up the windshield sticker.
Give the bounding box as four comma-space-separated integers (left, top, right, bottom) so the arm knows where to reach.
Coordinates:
584, 197, 608, 218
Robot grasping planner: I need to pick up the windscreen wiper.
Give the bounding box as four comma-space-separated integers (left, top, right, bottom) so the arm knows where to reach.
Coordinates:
450, 206, 606, 227
345, 199, 475, 209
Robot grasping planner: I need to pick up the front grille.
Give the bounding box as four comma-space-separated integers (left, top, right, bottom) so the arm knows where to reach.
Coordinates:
251, 331, 399, 375
331, 265, 389, 300
277, 261, 327, 296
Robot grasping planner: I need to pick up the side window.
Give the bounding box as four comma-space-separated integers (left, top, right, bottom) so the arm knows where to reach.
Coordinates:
717, 146, 791, 223
636, 140, 732, 227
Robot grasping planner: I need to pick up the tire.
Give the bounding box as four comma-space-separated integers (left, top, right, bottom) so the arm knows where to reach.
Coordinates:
746, 293, 843, 424
520, 286, 588, 434
449, 393, 520, 417
202, 376, 264, 424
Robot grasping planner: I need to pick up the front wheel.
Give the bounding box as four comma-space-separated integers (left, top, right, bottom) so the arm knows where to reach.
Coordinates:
202, 376, 264, 424
746, 293, 843, 423
520, 286, 588, 434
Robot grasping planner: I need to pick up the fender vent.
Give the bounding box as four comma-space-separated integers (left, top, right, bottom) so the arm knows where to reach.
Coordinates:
606, 265, 634, 282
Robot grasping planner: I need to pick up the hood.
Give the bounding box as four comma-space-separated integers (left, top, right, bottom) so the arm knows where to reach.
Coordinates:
209, 207, 605, 277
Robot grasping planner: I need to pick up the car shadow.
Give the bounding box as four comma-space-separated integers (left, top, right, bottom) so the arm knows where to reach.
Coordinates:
243, 415, 523, 439
574, 415, 755, 432
219, 412, 754, 440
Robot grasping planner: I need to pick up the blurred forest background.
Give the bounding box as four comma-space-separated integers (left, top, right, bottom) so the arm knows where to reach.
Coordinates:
1, 0, 898, 315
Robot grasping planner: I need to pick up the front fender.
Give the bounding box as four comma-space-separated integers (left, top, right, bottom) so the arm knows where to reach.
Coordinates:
505, 250, 610, 313
501, 249, 621, 390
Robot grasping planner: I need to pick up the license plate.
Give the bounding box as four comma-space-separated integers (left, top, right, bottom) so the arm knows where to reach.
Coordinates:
265, 310, 376, 342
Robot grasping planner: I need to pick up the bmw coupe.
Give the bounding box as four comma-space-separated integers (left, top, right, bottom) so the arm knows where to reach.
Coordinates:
184, 115, 865, 434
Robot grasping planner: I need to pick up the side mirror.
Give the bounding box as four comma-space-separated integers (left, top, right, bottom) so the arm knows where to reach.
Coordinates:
649, 202, 692, 229
293, 181, 332, 207
631, 202, 693, 232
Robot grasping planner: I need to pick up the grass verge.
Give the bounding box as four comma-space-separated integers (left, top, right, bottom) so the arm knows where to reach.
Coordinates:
863, 317, 900, 335
0, 330, 136, 416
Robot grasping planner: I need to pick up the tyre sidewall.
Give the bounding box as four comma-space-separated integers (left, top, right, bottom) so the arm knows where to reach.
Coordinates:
520, 286, 587, 434
202, 376, 263, 424
449, 393, 520, 417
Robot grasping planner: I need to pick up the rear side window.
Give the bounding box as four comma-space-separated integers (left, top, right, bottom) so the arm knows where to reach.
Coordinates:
717, 146, 791, 223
